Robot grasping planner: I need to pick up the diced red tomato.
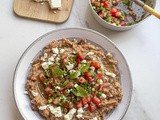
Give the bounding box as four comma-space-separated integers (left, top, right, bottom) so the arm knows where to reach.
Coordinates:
88, 104, 97, 112
92, 96, 101, 106
115, 11, 122, 18
78, 77, 86, 83
77, 52, 84, 60
96, 73, 102, 79
90, 60, 101, 69
69, 103, 74, 109
84, 72, 89, 77
120, 21, 126, 26
76, 58, 81, 64
82, 97, 88, 106
103, 1, 110, 9
86, 76, 92, 83
52, 98, 60, 105
45, 87, 54, 95
99, 83, 108, 91
76, 101, 83, 109
112, 0, 118, 6
86, 94, 92, 104
66, 82, 74, 88
110, 8, 118, 16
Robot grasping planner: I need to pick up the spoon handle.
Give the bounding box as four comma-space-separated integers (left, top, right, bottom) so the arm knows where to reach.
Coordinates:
143, 4, 160, 19
134, 0, 160, 19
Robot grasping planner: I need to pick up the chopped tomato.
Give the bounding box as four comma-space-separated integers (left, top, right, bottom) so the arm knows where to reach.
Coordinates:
92, 96, 101, 106
76, 101, 83, 109
96, 73, 102, 79
112, 0, 118, 6
83, 72, 89, 77
45, 87, 54, 95
77, 52, 84, 60
69, 103, 74, 109
82, 97, 88, 106
88, 104, 97, 112
86, 94, 92, 104
110, 8, 118, 16
99, 83, 108, 91
78, 77, 86, 83
120, 21, 126, 26
86, 76, 92, 83
90, 60, 101, 69
115, 11, 122, 18
76, 58, 81, 64
52, 98, 60, 105
102, 1, 110, 9
66, 82, 74, 88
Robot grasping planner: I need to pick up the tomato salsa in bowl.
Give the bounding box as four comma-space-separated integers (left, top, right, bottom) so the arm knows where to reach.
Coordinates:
89, 0, 156, 31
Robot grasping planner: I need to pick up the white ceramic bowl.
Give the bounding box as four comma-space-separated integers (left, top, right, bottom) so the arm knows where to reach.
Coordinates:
13, 28, 132, 120
89, 0, 157, 31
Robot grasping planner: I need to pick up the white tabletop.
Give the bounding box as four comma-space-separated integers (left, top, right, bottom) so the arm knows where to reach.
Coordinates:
0, 0, 160, 120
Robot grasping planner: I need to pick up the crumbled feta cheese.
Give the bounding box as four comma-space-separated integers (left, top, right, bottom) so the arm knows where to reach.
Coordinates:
41, 62, 48, 69
81, 60, 87, 63
49, 0, 62, 10
99, 79, 103, 84
56, 57, 60, 63
87, 52, 94, 55
90, 66, 95, 72
48, 61, 54, 65
84, 104, 88, 109
44, 53, 48, 58
41, 57, 45, 61
60, 49, 65, 54
48, 56, 54, 62
92, 81, 95, 85
76, 114, 83, 118
66, 62, 74, 70
77, 108, 84, 114
55, 86, 61, 90
69, 70, 76, 73
97, 79, 103, 84
105, 71, 116, 78
31, 91, 38, 97
67, 89, 71, 93
101, 93, 107, 98
89, 117, 98, 120
74, 84, 78, 88
39, 105, 48, 111
52, 54, 57, 57
64, 108, 77, 120
24, 91, 28, 94
52, 47, 59, 54
49, 106, 63, 117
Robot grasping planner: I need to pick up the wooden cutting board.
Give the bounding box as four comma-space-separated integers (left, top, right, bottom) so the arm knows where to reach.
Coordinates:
14, 0, 74, 23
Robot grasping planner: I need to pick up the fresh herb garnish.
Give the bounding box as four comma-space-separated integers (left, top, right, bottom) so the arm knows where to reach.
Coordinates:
80, 63, 90, 73
70, 71, 80, 79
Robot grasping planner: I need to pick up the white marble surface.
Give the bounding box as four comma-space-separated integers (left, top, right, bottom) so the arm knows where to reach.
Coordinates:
0, 0, 160, 120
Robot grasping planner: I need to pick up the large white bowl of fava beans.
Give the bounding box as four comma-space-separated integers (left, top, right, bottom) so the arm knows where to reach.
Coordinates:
89, 0, 156, 31
13, 28, 132, 120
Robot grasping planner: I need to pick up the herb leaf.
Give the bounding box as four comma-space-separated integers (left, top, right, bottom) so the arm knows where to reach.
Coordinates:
70, 71, 80, 79
53, 68, 65, 76
80, 63, 90, 73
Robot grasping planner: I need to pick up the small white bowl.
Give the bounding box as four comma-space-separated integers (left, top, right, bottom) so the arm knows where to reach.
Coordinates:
89, 0, 157, 31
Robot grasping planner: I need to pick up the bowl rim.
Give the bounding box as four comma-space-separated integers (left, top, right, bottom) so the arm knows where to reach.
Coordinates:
88, 0, 157, 28
13, 27, 133, 120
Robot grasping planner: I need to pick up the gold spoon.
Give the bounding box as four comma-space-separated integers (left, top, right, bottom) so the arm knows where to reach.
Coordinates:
123, 0, 160, 19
